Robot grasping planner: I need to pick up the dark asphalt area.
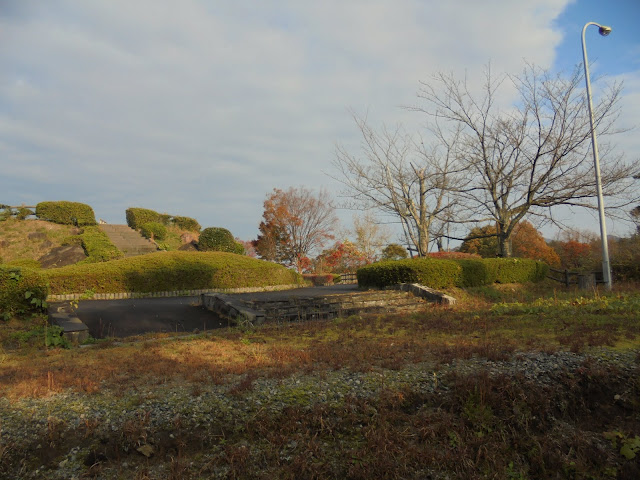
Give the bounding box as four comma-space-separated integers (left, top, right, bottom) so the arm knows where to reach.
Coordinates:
69, 285, 359, 339
73, 296, 226, 339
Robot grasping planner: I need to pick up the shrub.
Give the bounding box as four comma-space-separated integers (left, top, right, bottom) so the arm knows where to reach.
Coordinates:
158, 213, 172, 225
454, 259, 495, 287
0, 266, 49, 318
357, 258, 462, 290
482, 258, 548, 283
78, 226, 124, 263
172, 215, 201, 232
15, 207, 34, 220
126, 208, 160, 230
357, 257, 548, 289
36, 201, 96, 226
43, 251, 303, 294
0, 207, 11, 222
199, 227, 240, 253
140, 222, 168, 241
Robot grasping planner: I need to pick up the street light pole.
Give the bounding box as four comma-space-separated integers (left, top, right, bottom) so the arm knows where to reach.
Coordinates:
581, 22, 612, 290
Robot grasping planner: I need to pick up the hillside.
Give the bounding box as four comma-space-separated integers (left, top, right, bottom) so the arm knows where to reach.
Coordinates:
0, 218, 78, 264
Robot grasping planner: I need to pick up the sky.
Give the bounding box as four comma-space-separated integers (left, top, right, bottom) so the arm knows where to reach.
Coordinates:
1, 0, 639, 248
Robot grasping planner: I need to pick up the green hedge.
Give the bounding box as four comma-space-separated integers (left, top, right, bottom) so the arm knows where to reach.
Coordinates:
36, 201, 96, 226
126, 208, 201, 233
172, 216, 201, 232
357, 259, 462, 289
78, 226, 124, 263
0, 266, 49, 317
126, 208, 160, 230
357, 257, 548, 289
43, 251, 303, 294
140, 222, 168, 241
199, 227, 243, 254
482, 258, 548, 284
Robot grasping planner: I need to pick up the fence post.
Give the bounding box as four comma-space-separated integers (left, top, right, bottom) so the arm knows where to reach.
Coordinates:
564, 269, 569, 287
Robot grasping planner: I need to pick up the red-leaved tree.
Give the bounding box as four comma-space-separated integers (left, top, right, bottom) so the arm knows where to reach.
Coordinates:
254, 187, 338, 272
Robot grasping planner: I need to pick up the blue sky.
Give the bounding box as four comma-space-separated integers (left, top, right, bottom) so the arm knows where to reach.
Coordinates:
1, 0, 638, 247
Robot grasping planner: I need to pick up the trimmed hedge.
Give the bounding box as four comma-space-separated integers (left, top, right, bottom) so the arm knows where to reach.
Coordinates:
140, 222, 168, 241
172, 215, 201, 232
36, 201, 96, 226
482, 258, 548, 284
43, 251, 303, 294
126, 208, 160, 230
357, 257, 548, 289
0, 266, 49, 317
357, 259, 462, 290
126, 208, 201, 233
199, 227, 243, 254
78, 226, 124, 263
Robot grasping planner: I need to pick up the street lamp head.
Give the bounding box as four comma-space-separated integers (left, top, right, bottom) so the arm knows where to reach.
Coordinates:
598, 25, 612, 36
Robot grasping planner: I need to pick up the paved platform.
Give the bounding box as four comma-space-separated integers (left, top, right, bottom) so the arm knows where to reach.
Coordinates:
61, 296, 227, 339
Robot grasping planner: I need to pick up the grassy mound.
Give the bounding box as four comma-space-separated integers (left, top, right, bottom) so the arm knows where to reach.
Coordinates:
43, 251, 303, 294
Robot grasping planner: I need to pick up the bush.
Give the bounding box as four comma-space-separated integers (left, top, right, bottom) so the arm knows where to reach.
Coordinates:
357, 258, 462, 290
126, 208, 160, 230
172, 215, 201, 232
357, 257, 548, 289
482, 258, 548, 284
15, 207, 34, 220
199, 227, 241, 253
43, 251, 303, 294
454, 259, 495, 287
36, 201, 96, 226
78, 226, 124, 263
0, 266, 49, 318
140, 222, 168, 241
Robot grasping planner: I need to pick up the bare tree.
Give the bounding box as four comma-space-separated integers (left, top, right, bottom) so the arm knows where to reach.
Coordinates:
333, 112, 466, 257
414, 63, 638, 256
352, 211, 391, 263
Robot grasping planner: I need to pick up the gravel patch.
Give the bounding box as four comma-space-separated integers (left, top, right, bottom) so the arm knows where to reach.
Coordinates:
0, 348, 637, 479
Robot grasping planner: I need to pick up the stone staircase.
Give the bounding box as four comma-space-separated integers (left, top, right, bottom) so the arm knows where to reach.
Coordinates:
202, 288, 431, 325
99, 224, 158, 257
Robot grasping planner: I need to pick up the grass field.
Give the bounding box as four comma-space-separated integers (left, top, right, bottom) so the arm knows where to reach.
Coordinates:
1, 281, 639, 479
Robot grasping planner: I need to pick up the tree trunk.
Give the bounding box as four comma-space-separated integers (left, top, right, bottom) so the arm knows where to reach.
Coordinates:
497, 232, 512, 257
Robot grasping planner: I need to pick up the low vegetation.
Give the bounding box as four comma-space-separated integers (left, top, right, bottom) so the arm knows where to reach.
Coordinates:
35, 201, 97, 226
43, 251, 303, 294
126, 207, 200, 232
0, 282, 638, 479
357, 257, 548, 289
78, 226, 124, 263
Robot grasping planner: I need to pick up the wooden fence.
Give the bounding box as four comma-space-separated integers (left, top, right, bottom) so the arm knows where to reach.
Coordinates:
339, 272, 358, 284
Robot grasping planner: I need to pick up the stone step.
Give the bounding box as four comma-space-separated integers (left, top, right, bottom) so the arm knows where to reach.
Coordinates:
202, 288, 430, 325
99, 224, 158, 257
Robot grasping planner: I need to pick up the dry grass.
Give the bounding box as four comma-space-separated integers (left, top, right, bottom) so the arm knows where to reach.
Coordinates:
1, 282, 639, 478
0, 218, 76, 264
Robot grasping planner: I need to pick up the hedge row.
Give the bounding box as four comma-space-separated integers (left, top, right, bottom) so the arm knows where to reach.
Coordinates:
43, 251, 302, 295
79, 226, 124, 263
357, 257, 548, 289
36, 201, 96, 226
126, 208, 201, 232
0, 266, 49, 317
140, 222, 167, 241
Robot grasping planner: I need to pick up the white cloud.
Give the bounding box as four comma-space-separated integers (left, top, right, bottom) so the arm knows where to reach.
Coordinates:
3, 0, 638, 242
